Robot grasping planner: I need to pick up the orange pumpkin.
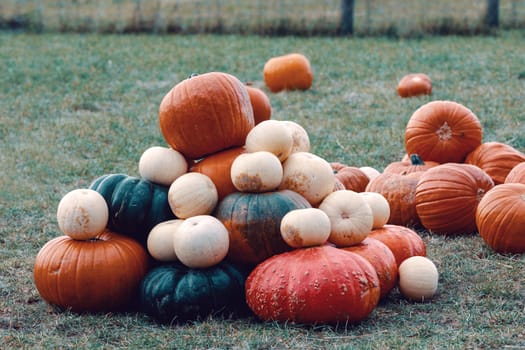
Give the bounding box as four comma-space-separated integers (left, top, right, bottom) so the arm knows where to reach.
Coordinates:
383, 154, 439, 175
404, 100, 482, 163
190, 146, 245, 201
33, 230, 149, 313
341, 237, 398, 298
159, 72, 254, 160
245, 83, 272, 125
263, 53, 313, 93
397, 73, 432, 98
505, 162, 525, 184
330, 162, 369, 192
476, 183, 525, 254
415, 163, 494, 235
465, 142, 525, 185
368, 224, 426, 266
365, 172, 420, 227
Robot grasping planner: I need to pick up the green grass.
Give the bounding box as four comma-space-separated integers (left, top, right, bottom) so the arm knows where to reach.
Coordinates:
1, 30, 525, 349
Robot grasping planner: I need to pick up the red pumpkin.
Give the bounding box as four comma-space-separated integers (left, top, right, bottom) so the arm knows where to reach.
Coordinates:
159, 72, 254, 160
476, 183, 525, 254
397, 73, 432, 98
341, 237, 398, 298
33, 230, 149, 313
330, 162, 370, 192
190, 146, 245, 200
245, 245, 380, 324
404, 100, 482, 163
383, 154, 439, 176
365, 172, 420, 227
465, 142, 525, 185
368, 224, 426, 266
415, 163, 494, 235
245, 83, 272, 125
505, 162, 525, 184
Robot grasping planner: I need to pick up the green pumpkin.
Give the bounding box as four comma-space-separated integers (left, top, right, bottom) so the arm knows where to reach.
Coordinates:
214, 189, 311, 265
89, 174, 176, 245
139, 261, 250, 323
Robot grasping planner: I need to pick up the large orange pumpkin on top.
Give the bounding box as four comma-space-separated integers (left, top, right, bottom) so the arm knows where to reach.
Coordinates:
404, 100, 482, 163
415, 163, 494, 235
159, 72, 254, 160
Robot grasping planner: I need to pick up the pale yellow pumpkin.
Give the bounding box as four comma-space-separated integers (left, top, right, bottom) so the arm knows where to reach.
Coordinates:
244, 120, 294, 162
281, 120, 311, 153
138, 146, 188, 186
279, 152, 335, 207
359, 166, 382, 181
173, 215, 229, 268
398, 256, 439, 302
56, 189, 109, 240
230, 151, 283, 193
359, 192, 390, 229
168, 172, 218, 219
146, 219, 184, 262
318, 190, 374, 247
280, 208, 331, 248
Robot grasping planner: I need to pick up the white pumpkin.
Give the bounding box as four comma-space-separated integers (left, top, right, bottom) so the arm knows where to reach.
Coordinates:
231, 151, 283, 193
318, 190, 374, 247
279, 151, 335, 206
280, 208, 331, 248
56, 188, 109, 240
359, 192, 390, 229
173, 215, 229, 268
168, 172, 218, 219
146, 219, 184, 262
359, 166, 381, 181
398, 256, 439, 302
244, 120, 294, 162
282, 120, 310, 153
139, 146, 188, 186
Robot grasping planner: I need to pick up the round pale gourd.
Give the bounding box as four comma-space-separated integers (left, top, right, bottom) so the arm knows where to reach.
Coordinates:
280, 208, 331, 248
318, 190, 374, 247
168, 172, 218, 219
231, 151, 283, 193
138, 146, 188, 186
244, 120, 294, 162
281, 120, 310, 153
173, 215, 229, 268
146, 219, 184, 262
56, 189, 109, 240
398, 256, 439, 302
359, 166, 382, 181
279, 152, 335, 207
359, 192, 390, 229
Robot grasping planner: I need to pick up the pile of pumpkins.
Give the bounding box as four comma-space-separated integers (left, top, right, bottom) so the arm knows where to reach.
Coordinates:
33, 53, 525, 326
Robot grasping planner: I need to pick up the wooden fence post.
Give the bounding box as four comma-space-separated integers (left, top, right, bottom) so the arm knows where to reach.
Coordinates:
340, 0, 355, 34
486, 0, 499, 27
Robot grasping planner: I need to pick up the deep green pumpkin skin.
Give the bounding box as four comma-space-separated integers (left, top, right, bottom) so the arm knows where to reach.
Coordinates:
214, 189, 311, 265
89, 174, 176, 245
139, 261, 250, 323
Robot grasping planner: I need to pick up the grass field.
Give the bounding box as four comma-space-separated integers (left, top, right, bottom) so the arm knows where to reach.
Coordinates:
1, 30, 525, 349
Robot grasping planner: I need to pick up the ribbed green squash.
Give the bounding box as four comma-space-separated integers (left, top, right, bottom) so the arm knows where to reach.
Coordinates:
138, 261, 250, 323
89, 174, 176, 245
214, 189, 311, 265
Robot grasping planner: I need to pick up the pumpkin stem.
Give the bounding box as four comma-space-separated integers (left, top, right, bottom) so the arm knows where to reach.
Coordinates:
409, 154, 425, 165
189, 73, 199, 78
